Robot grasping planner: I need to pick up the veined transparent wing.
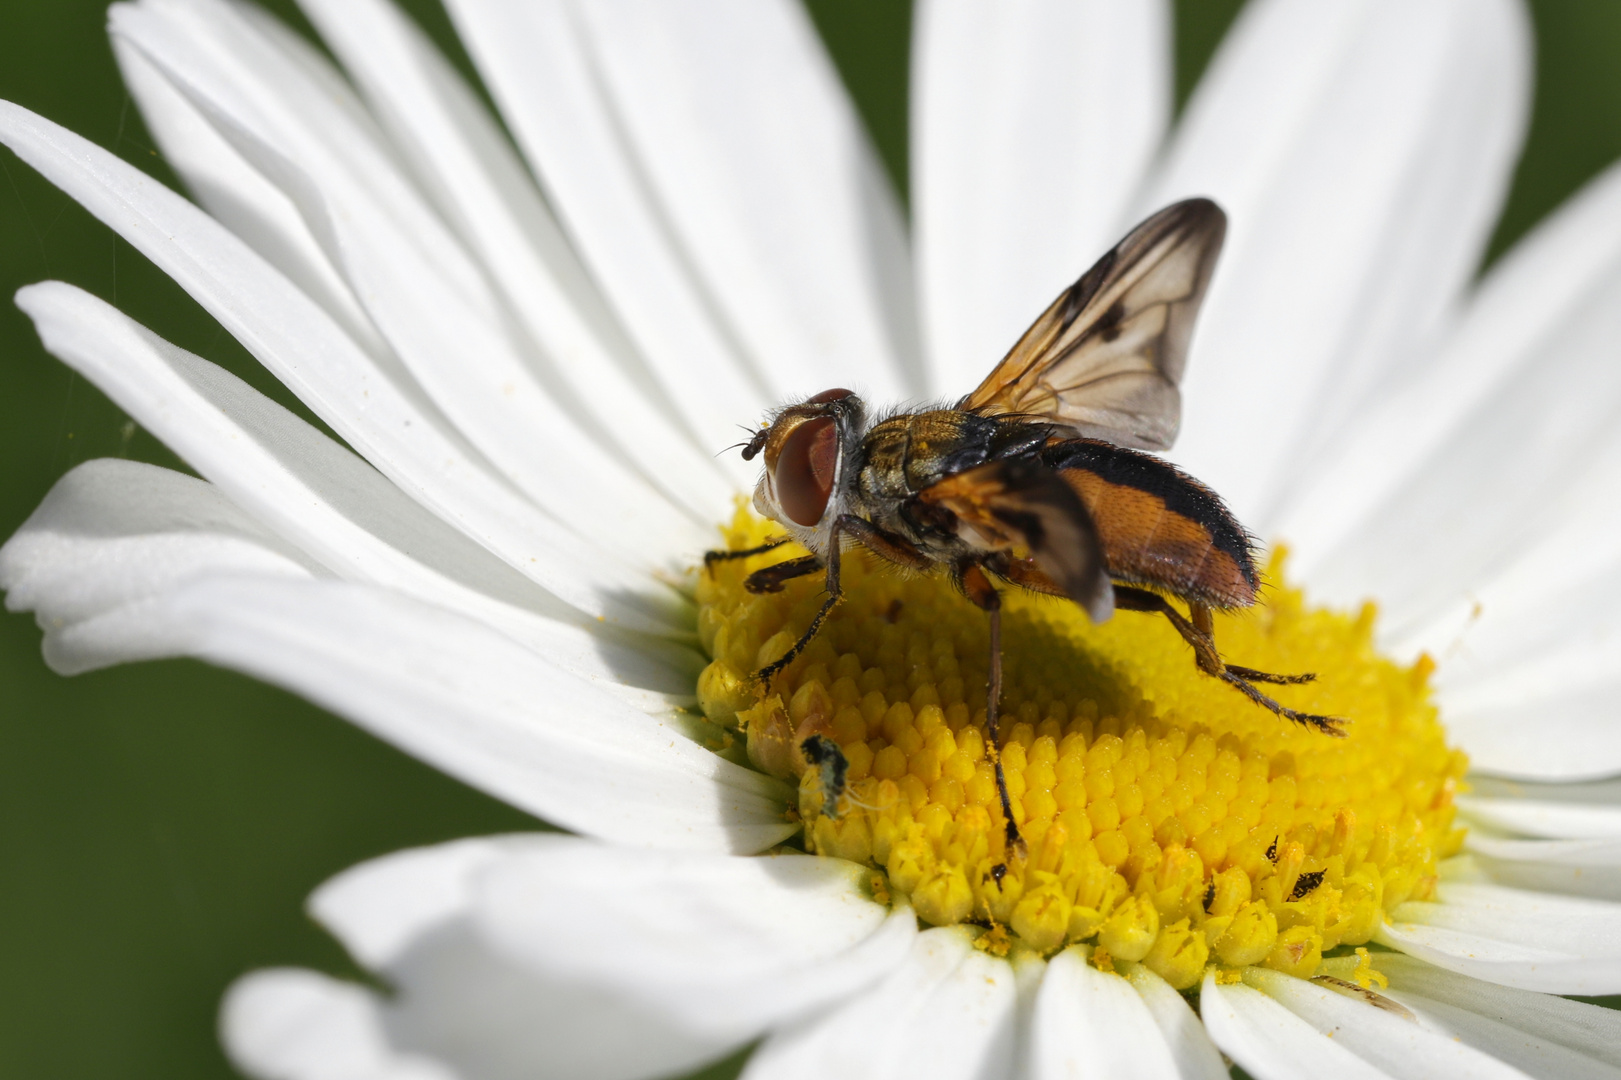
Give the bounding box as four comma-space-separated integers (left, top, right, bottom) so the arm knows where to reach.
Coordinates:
959, 199, 1226, 452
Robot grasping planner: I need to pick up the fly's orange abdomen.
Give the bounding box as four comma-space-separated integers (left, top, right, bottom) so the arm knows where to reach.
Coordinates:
1042, 440, 1258, 609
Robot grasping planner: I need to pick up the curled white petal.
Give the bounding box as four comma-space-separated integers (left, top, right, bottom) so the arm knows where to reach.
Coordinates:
223, 969, 455, 1080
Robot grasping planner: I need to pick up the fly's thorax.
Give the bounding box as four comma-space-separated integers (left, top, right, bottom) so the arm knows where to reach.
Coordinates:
855, 411, 996, 499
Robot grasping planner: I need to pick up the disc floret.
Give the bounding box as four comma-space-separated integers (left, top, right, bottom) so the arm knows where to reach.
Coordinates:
697, 509, 1464, 989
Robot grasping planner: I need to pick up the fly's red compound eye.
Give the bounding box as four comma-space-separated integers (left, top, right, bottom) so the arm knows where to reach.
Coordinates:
807, 388, 853, 405
774, 416, 838, 526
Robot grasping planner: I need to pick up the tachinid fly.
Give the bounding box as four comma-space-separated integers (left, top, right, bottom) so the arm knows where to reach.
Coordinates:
708, 199, 1338, 863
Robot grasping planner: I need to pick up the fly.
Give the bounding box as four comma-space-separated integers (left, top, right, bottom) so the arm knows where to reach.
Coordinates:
709, 198, 1341, 865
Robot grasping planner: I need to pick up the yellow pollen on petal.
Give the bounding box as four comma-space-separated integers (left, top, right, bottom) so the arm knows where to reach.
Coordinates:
695, 508, 1466, 984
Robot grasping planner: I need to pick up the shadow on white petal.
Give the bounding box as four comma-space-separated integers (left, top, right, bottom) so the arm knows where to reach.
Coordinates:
1463, 836, 1621, 901
304, 837, 915, 1080
51, 574, 791, 852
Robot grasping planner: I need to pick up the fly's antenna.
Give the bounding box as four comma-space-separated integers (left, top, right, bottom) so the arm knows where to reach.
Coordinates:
718, 424, 769, 459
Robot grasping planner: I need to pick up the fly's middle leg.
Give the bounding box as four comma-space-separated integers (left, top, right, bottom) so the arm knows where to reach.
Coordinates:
955, 559, 1026, 876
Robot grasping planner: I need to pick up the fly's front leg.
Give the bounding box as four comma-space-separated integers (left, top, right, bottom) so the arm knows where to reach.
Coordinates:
955, 560, 1026, 874
744, 555, 821, 594
754, 522, 847, 683
704, 535, 788, 572
1115, 588, 1344, 736
839, 515, 933, 570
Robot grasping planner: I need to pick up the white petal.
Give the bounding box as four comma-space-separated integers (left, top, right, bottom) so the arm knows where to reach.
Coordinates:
1273, 157, 1621, 595
1198, 971, 1392, 1080
1394, 418, 1621, 778
444, 0, 778, 456
111, 0, 706, 562
1248, 968, 1528, 1080
309, 837, 525, 971
290, 0, 738, 522
0, 102, 674, 631
1377, 952, 1621, 1079
328, 839, 914, 1080
383, 911, 727, 1080
16, 282, 697, 704
742, 926, 1016, 1080
1463, 836, 1621, 901
273, 841, 752, 1080
1378, 880, 1621, 994
1121, 963, 1230, 1080
1145, 0, 1531, 524
0, 459, 311, 669
1284, 238, 1621, 648
222, 969, 455, 1080
47, 574, 792, 852
476, 839, 915, 1041
113, 33, 389, 363
1021, 946, 1181, 1080
912, 0, 1171, 395
1458, 777, 1621, 840
574, 0, 920, 400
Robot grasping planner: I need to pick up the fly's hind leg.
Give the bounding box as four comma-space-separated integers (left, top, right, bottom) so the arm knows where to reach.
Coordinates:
954, 560, 1026, 875
1114, 587, 1345, 736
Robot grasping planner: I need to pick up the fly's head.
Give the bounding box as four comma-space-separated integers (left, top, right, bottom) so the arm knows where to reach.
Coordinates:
744, 388, 865, 555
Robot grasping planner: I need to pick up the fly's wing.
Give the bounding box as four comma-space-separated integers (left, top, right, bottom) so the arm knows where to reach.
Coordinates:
959, 199, 1226, 452
916, 460, 1114, 622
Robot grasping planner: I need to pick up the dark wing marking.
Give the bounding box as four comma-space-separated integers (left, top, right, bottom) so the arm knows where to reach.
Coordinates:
960, 199, 1226, 452
915, 459, 1114, 622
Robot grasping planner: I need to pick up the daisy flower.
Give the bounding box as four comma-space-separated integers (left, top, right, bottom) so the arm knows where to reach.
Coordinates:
5, 0, 1621, 1077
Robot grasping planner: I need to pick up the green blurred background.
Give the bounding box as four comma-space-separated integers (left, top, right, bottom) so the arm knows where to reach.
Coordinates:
0, 0, 1618, 1076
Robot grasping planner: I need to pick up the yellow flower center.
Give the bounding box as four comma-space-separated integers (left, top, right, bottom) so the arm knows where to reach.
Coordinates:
695, 508, 1465, 989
